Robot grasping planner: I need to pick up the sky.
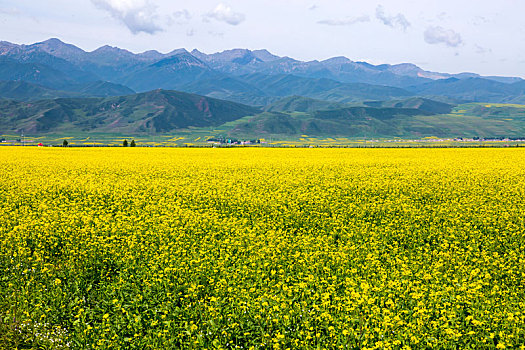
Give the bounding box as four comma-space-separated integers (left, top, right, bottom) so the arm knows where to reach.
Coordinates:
0, 0, 524, 77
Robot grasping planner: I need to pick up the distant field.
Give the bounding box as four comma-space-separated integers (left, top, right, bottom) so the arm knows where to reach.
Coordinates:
2, 134, 524, 148
1, 148, 524, 348
3, 102, 525, 144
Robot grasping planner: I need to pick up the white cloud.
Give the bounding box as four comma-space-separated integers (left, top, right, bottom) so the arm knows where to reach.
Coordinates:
91, 0, 162, 34
208, 30, 225, 37
375, 5, 410, 31
424, 26, 463, 47
0, 6, 21, 16
205, 3, 245, 26
173, 9, 191, 21
317, 15, 370, 26
437, 12, 448, 21
473, 16, 490, 26
475, 44, 492, 54
167, 9, 191, 25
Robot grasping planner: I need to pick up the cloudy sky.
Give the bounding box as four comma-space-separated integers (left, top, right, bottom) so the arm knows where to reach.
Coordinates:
1, 0, 524, 77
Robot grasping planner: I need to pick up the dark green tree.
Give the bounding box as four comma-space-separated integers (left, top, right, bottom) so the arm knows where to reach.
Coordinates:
123, 139, 128, 147
62, 139, 68, 147
130, 140, 136, 147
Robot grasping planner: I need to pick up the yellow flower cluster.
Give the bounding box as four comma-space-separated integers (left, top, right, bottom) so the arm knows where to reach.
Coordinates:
1, 147, 524, 349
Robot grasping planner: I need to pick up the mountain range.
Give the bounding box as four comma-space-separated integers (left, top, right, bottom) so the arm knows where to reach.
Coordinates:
1, 38, 525, 139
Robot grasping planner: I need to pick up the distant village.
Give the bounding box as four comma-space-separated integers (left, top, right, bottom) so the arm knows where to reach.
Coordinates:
206, 138, 265, 146
1, 136, 525, 147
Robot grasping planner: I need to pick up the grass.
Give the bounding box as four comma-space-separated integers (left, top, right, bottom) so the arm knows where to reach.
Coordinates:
3, 103, 525, 147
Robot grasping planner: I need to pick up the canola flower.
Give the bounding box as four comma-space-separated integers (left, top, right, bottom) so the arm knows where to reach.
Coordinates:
0, 147, 524, 349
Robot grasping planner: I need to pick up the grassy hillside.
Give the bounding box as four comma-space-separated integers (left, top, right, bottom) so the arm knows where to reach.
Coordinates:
67, 81, 135, 97
219, 105, 435, 138
0, 90, 260, 134
2, 89, 525, 141
238, 73, 413, 103
0, 80, 135, 101
363, 97, 455, 114
220, 103, 525, 139
0, 56, 78, 89
182, 76, 273, 106
264, 96, 346, 113
0, 80, 80, 100
408, 78, 523, 103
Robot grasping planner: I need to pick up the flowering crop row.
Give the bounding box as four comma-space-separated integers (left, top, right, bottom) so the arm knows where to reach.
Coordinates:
1, 148, 524, 349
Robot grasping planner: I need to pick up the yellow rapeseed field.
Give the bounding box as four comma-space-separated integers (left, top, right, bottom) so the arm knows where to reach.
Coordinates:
1, 147, 524, 349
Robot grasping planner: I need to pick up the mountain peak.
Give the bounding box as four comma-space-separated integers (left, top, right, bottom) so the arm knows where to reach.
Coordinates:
137, 50, 165, 60
0, 41, 19, 54
39, 38, 66, 46
210, 49, 252, 59
387, 63, 451, 80
91, 45, 134, 56
168, 48, 189, 56
88, 45, 137, 62
454, 72, 480, 79
252, 49, 280, 62
93, 45, 121, 52
150, 51, 208, 68
205, 49, 264, 66
190, 49, 208, 61
222, 48, 251, 55
388, 63, 423, 74
29, 38, 86, 57
393, 63, 419, 68
33, 38, 78, 51
322, 56, 353, 65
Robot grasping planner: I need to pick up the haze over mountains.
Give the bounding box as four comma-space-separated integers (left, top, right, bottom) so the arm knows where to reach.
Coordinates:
1, 38, 525, 138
